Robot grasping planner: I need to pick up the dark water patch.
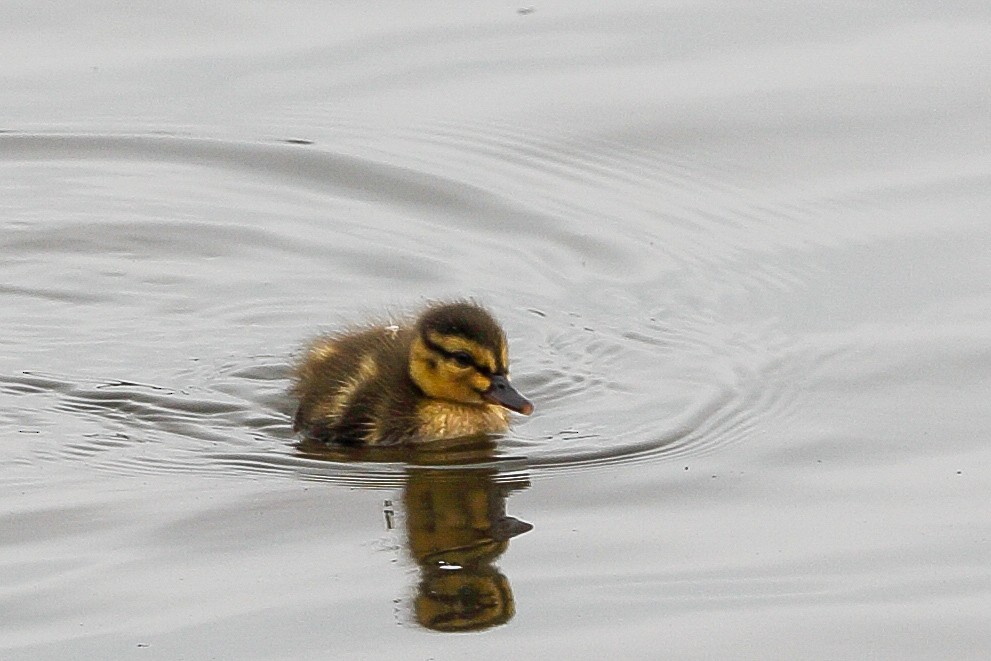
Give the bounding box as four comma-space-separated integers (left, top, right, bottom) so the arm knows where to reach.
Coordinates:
0, 284, 110, 305
3, 216, 303, 262
205, 445, 531, 490
1, 370, 272, 470
0, 132, 539, 225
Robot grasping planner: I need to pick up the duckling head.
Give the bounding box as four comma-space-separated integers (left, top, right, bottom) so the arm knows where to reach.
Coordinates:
409, 302, 534, 415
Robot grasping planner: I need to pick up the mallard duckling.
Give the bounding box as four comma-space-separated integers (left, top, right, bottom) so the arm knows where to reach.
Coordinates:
292, 302, 533, 445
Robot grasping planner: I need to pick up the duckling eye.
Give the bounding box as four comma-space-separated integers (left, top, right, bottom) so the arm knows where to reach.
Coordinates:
451, 351, 474, 368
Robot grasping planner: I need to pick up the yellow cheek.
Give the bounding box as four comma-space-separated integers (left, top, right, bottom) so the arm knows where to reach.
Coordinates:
444, 367, 488, 403
469, 373, 491, 393
423, 365, 481, 404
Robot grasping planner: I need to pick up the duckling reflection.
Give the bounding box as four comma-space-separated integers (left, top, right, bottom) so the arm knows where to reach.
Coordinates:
405, 462, 531, 631
297, 437, 531, 632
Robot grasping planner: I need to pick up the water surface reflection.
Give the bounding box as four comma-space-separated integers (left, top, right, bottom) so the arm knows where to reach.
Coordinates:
297, 438, 531, 631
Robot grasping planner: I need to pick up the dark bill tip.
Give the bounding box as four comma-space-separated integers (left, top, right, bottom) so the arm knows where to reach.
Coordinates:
482, 374, 534, 415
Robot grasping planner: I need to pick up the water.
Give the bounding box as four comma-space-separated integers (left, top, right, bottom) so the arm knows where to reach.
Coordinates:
3, 1, 991, 658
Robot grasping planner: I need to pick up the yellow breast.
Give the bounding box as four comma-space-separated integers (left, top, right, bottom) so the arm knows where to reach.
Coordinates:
415, 400, 510, 442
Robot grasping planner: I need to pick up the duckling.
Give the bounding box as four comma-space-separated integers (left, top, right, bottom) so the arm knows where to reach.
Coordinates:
292, 302, 533, 445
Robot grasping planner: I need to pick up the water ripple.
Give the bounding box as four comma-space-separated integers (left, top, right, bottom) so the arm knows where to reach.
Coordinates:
0, 127, 833, 485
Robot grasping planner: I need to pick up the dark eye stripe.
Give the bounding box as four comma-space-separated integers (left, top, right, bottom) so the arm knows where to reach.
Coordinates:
423, 336, 492, 375
451, 351, 473, 367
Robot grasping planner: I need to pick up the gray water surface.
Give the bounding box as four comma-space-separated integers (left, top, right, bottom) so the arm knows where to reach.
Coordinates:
3, 2, 991, 659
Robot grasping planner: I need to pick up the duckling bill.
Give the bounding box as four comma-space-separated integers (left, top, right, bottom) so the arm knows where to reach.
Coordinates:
292, 302, 533, 445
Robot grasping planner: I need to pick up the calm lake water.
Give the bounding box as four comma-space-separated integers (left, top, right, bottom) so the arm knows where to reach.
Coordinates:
3, 1, 991, 658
